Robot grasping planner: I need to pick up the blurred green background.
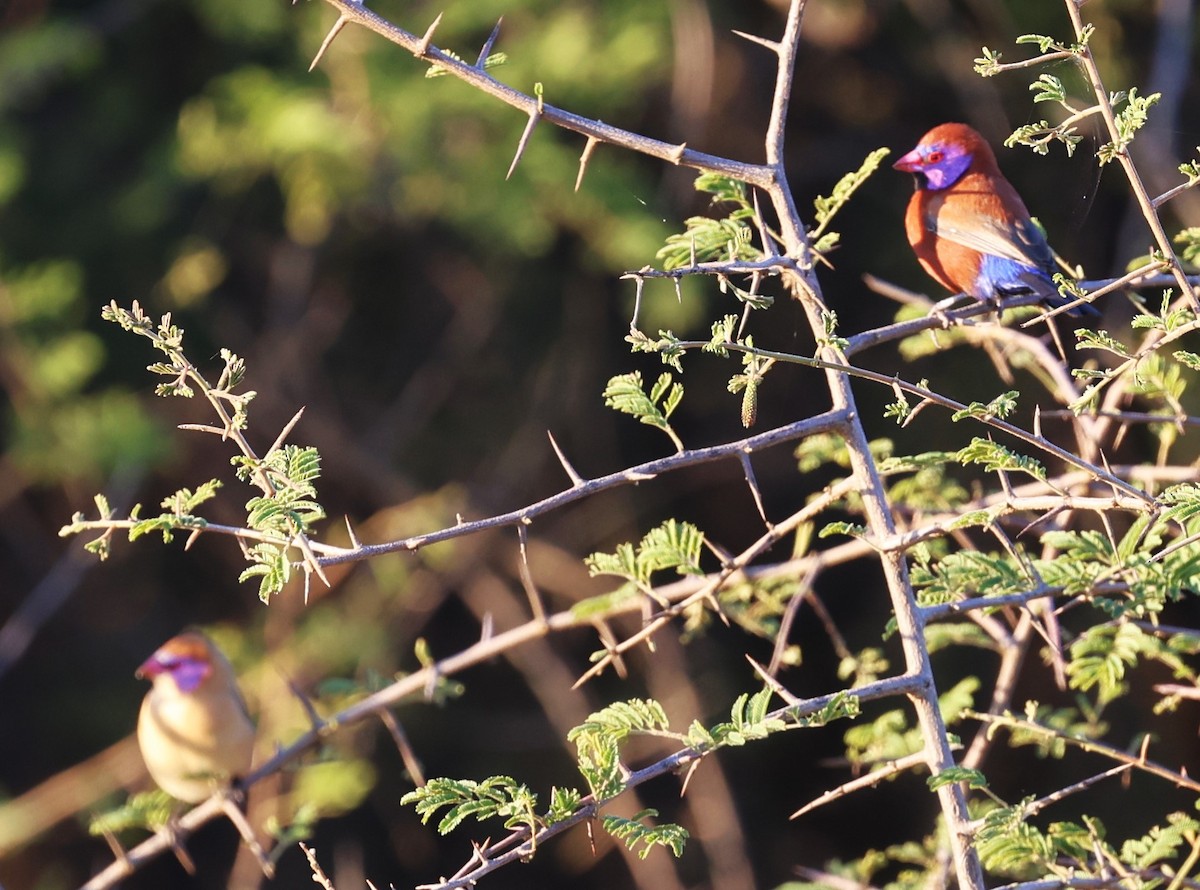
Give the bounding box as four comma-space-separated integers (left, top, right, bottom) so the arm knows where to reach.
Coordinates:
1, 0, 1197, 887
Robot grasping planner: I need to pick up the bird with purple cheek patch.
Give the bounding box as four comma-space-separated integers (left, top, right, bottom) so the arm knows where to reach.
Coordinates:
136, 631, 255, 803
894, 122, 1099, 318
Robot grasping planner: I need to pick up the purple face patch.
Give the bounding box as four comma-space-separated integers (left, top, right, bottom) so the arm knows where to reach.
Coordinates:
916, 145, 973, 190
161, 655, 212, 693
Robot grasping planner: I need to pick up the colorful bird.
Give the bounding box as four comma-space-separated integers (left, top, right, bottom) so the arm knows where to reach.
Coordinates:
136, 631, 255, 803
893, 122, 1098, 317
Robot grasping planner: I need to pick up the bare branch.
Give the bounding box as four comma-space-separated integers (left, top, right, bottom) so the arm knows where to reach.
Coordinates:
475, 17, 502, 67
507, 109, 541, 180
308, 15, 348, 72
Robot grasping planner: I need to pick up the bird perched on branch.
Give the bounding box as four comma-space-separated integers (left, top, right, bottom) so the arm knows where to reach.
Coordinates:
894, 122, 1098, 317
136, 631, 255, 803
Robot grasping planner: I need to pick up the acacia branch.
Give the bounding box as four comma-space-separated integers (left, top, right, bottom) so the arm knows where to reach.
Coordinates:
1062, 0, 1198, 308
314, 0, 776, 188
415, 673, 925, 890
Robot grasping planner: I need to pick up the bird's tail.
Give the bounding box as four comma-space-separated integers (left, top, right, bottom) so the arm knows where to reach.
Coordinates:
1010, 272, 1101, 318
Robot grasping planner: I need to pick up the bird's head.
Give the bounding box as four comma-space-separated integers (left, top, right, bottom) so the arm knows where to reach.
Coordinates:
893, 123, 995, 191
136, 632, 215, 694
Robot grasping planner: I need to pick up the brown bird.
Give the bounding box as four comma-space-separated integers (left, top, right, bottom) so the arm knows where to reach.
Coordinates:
136, 631, 255, 803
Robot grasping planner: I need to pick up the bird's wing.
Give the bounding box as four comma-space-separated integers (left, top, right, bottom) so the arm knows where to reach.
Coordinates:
922, 180, 1056, 272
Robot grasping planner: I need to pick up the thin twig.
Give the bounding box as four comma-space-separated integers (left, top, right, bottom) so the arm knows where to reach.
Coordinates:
300, 843, 337, 890
315, 0, 777, 186
964, 710, 1200, 793
790, 750, 929, 819
378, 709, 427, 787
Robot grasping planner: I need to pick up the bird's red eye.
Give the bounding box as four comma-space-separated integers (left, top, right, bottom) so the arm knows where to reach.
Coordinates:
926, 150, 944, 164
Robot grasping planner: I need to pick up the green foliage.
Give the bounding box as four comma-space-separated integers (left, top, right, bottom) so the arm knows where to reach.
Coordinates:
1098, 88, 1161, 164
705, 314, 738, 356
264, 801, 319, 851
955, 438, 1046, 481
896, 311, 974, 359
402, 776, 541, 837
809, 148, 890, 256
1177, 228, 1200, 267
1076, 328, 1131, 358
1174, 350, 1200, 371
795, 432, 846, 473
1130, 291, 1196, 333
1000, 701, 1107, 759
910, 550, 1028, 606
687, 689, 858, 753
559, 688, 851, 833
58, 303, 328, 601
818, 520, 867, 541
238, 446, 325, 534
546, 786, 584, 825
818, 310, 849, 351
687, 688, 789, 749
973, 46, 1003, 77
1016, 27, 1094, 55
837, 647, 890, 687
884, 389, 913, 423
568, 699, 669, 799
3, 265, 167, 483
927, 766, 987, 791
877, 450, 954, 475
60, 493, 117, 559
922, 622, 996, 656
88, 791, 175, 836
291, 758, 377, 819
703, 574, 806, 659
975, 800, 1058, 878
788, 691, 862, 729
1181, 155, 1200, 186
1161, 483, 1200, 528
1005, 119, 1082, 157
425, 51, 508, 78
950, 391, 1019, 422
886, 466, 967, 512
1067, 624, 1159, 704
843, 709, 920, 766
602, 810, 688, 859
626, 328, 687, 372
236, 444, 327, 602
239, 543, 294, 604
1029, 73, 1067, 105
1038, 516, 1200, 618
977, 797, 1200, 886
602, 371, 685, 452
103, 304, 254, 423
570, 698, 671, 745
843, 681, 972, 769
779, 825, 951, 890
796, 434, 892, 473
572, 729, 625, 801
1129, 353, 1187, 404
583, 518, 704, 603
128, 481, 222, 542
1120, 812, 1200, 873
1066, 627, 1134, 703
656, 174, 762, 271
718, 272, 776, 310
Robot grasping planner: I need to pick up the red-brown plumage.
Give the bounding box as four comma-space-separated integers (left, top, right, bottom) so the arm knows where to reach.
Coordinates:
906, 125, 1009, 297
894, 122, 1095, 315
